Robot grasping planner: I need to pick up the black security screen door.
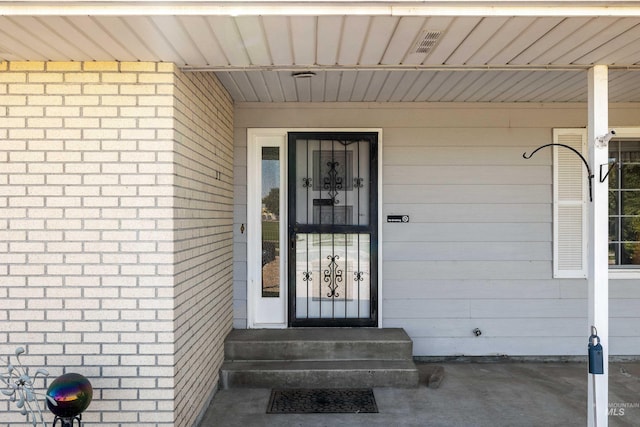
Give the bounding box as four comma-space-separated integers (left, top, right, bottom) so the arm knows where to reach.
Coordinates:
288, 132, 378, 327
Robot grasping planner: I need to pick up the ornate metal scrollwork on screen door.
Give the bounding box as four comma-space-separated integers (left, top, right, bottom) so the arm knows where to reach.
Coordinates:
324, 254, 343, 298
323, 161, 343, 205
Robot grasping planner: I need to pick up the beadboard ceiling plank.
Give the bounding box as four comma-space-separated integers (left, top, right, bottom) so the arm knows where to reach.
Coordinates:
236, 16, 272, 66
317, 16, 343, 65
445, 17, 509, 65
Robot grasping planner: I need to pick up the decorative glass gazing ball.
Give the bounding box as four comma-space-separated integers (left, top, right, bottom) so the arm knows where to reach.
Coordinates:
46, 373, 93, 418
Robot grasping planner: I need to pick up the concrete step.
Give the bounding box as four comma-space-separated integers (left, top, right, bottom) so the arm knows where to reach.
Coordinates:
224, 328, 413, 361
220, 328, 420, 389
220, 359, 420, 389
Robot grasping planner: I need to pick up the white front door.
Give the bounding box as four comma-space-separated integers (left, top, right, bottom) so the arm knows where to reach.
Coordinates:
247, 129, 382, 328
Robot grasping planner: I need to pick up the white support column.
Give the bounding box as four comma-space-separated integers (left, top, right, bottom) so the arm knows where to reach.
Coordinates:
587, 65, 609, 427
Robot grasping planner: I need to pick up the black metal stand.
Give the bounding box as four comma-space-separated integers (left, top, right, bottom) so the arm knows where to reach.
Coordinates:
53, 414, 82, 427
599, 161, 617, 183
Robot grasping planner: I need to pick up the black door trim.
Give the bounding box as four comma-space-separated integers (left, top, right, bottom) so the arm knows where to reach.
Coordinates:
287, 131, 378, 327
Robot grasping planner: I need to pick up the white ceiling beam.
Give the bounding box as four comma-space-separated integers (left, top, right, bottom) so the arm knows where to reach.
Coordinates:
181, 63, 640, 72
3, 2, 640, 17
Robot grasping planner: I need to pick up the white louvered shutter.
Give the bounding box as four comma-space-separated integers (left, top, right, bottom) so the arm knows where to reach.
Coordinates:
553, 129, 588, 278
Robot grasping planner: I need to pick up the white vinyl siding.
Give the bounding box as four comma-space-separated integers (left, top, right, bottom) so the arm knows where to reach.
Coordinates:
233, 103, 640, 356
553, 129, 588, 278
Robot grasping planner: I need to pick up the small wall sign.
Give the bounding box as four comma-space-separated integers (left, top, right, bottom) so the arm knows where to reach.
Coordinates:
387, 215, 409, 223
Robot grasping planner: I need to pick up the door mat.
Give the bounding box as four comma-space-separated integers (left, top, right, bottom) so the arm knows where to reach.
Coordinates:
267, 388, 378, 414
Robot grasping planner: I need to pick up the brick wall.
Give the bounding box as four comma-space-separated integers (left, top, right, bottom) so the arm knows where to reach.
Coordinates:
172, 72, 234, 425
0, 61, 233, 426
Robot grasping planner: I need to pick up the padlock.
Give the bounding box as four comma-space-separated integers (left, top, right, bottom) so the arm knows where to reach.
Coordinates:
588, 334, 604, 375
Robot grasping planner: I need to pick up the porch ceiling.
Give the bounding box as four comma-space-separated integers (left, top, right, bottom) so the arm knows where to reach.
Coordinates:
2, 1, 640, 102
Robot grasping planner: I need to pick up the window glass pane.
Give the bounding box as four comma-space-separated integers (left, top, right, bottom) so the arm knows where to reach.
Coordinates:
622, 190, 640, 216
609, 191, 618, 216
609, 218, 619, 240
609, 140, 640, 267
609, 162, 619, 188
621, 243, 640, 266
621, 164, 640, 189
619, 140, 640, 161
295, 233, 370, 319
609, 243, 618, 265
621, 217, 640, 242
262, 147, 280, 297
295, 138, 370, 226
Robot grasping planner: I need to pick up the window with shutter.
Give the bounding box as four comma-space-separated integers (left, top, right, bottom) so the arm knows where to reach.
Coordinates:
553, 129, 588, 278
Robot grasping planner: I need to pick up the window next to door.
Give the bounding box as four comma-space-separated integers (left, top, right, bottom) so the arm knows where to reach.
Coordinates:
262, 146, 281, 297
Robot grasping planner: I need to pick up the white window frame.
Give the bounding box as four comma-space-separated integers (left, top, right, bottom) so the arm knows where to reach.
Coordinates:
553, 127, 640, 279
607, 127, 640, 279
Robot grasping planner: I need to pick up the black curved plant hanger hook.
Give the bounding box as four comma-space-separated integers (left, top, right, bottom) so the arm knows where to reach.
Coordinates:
523, 143, 594, 202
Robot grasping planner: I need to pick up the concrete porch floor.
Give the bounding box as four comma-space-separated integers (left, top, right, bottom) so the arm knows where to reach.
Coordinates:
199, 362, 640, 427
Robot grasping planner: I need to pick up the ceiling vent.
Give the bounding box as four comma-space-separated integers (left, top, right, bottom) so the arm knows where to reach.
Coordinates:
412, 30, 442, 54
